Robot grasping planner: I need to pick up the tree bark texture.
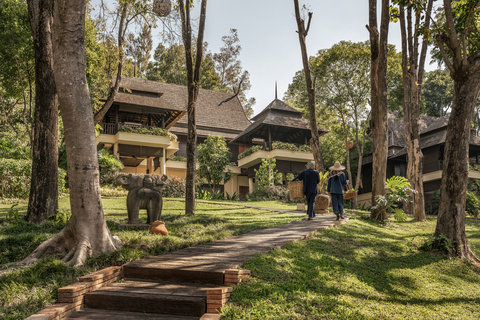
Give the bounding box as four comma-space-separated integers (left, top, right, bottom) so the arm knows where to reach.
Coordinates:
294, 0, 325, 173
23, 0, 121, 267
368, 0, 390, 221
398, 2, 433, 221
433, 0, 480, 261
26, 0, 59, 224
435, 73, 480, 259
178, 0, 208, 215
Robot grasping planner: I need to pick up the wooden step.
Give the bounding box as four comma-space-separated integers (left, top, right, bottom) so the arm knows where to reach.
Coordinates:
84, 280, 215, 317
68, 308, 199, 319
123, 265, 225, 285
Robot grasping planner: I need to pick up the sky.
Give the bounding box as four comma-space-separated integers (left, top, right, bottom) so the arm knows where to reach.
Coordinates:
167, 0, 405, 117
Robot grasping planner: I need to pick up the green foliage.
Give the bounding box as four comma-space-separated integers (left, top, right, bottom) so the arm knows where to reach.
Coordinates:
238, 145, 263, 159
466, 191, 480, 218
97, 148, 124, 185
161, 177, 186, 198
425, 189, 441, 216
222, 218, 480, 319
420, 234, 454, 255
246, 188, 269, 201
372, 176, 415, 214
264, 185, 290, 202
318, 171, 329, 193
422, 69, 453, 117
225, 192, 238, 201
0, 159, 31, 199
393, 208, 408, 222
196, 189, 212, 200
118, 126, 177, 141
197, 136, 232, 196
0, 132, 30, 160
254, 158, 278, 192
54, 210, 72, 225
7, 204, 20, 222
271, 141, 311, 152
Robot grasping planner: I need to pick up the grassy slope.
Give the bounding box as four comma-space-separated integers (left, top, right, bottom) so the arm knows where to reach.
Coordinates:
221, 216, 480, 320
0, 197, 302, 320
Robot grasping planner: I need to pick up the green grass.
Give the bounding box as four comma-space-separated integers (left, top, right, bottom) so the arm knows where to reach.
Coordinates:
0, 197, 302, 320
221, 216, 480, 320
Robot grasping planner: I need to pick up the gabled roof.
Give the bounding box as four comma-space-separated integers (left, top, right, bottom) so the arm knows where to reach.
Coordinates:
231, 99, 327, 145
171, 88, 251, 134
103, 77, 251, 135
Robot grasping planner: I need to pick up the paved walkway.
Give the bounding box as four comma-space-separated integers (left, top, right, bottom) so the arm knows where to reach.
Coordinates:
125, 214, 348, 274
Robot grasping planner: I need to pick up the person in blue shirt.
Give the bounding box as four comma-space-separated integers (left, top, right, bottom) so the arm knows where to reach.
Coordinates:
293, 161, 320, 220
327, 161, 347, 220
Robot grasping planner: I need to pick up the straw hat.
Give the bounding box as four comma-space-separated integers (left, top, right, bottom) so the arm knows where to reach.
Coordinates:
329, 161, 345, 171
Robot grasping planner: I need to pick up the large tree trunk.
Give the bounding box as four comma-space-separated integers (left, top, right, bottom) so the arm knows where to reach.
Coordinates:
399, 3, 432, 221
435, 74, 480, 260
368, 0, 390, 221
294, 0, 325, 173
26, 0, 59, 224
178, 0, 208, 215
23, 0, 121, 267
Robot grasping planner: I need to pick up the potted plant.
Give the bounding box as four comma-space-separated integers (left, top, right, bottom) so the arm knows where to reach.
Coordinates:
314, 171, 330, 214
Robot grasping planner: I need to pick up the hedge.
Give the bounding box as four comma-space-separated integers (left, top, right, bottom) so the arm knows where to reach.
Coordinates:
0, 158, 67, 199
119, 126, 177, 141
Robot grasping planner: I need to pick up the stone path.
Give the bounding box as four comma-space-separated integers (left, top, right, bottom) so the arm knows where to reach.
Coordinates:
57, 209, 348, 320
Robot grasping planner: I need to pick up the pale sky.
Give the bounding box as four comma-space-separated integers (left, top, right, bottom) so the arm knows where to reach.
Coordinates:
179, 0, 405, 116
97, 1, 432, 117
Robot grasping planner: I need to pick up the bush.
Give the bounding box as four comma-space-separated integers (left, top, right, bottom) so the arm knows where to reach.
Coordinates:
265, 185, 289, 201
0, 159, 31, 199
97, 148, 123, 185
246, 188, 269, 201
168, 155, 187, 162
119, 126, 177, 141
162, 176, 186, 198
466, 191, 480, 218
238, 145, 264, 159
272, 141, 311, 152
393, 208, 408, 222
100, 185, 128, 197
0, 158, 68, 199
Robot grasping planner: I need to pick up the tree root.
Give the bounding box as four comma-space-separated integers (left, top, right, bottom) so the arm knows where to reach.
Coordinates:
20, 226, 121, 267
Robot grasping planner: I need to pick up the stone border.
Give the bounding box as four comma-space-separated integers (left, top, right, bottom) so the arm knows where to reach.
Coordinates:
25, 266, 123, 320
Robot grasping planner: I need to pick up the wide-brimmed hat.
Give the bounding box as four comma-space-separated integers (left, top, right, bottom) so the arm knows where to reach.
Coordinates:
306, 160, 315, 168
329, 161, 345, 171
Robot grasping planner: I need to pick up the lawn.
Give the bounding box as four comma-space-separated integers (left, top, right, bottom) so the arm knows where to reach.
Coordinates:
221, 216, 480, 320
0, 197, 302, 320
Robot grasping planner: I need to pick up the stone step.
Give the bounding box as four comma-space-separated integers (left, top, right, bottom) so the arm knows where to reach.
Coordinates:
123, 265, 226, 285
84, 280, 216, 317
68, 308, 199, 319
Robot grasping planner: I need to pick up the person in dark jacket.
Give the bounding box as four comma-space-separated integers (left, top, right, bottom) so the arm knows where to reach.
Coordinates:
327, 161, 347, 220
293, 161, 320, 220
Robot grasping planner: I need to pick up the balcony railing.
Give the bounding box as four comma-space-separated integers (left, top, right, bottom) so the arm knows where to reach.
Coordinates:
100, 122, 160, 135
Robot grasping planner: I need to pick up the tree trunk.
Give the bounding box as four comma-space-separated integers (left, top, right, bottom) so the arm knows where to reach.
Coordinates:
26, 0, 59, 224
294, 0, 325, 173
178, 0, 208, 215
23, 0, 121, 267
435, 74, 480, 260
368, 0, 390, 221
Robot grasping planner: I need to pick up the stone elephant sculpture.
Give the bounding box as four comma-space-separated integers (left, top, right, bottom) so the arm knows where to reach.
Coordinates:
116, 174, 168, 224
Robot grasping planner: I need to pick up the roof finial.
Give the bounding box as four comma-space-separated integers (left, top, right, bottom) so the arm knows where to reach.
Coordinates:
275, 81, 278, 100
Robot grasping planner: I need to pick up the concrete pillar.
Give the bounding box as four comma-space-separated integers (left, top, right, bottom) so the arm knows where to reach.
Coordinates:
146, 157, 153, 174
113, 143, 119, 157
248, 177, 254, 194
160, 148, 166, 176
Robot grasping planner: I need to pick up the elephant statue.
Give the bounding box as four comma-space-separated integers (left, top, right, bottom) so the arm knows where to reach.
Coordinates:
116, 174, 168, 224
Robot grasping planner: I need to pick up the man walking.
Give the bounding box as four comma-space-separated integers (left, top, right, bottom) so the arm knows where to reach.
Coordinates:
293, 161, 320, 220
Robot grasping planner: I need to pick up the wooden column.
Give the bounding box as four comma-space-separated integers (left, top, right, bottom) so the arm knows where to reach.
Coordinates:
160, 148, 166, 176
147, 157, 153, 174
268, 126, 272, 151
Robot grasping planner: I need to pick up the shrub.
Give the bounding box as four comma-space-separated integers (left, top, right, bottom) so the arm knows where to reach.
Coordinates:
238, 145, 264, 159
0, 158, 68, 199
265, 185, 289, 201
255, 158, 278, 191
119, 126, 177, 141
246, 188, 269, 201
168, 155, 187, 162
272, 141, 311, 152
393, 208, 408, 222
98, 148, 123, 185
162, 176, 186, 198
466, 191, 480, 218
372, 176, 415, 215
0, 159, 31, 199
100, 185, 128, 197
197, 136, 232, 196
